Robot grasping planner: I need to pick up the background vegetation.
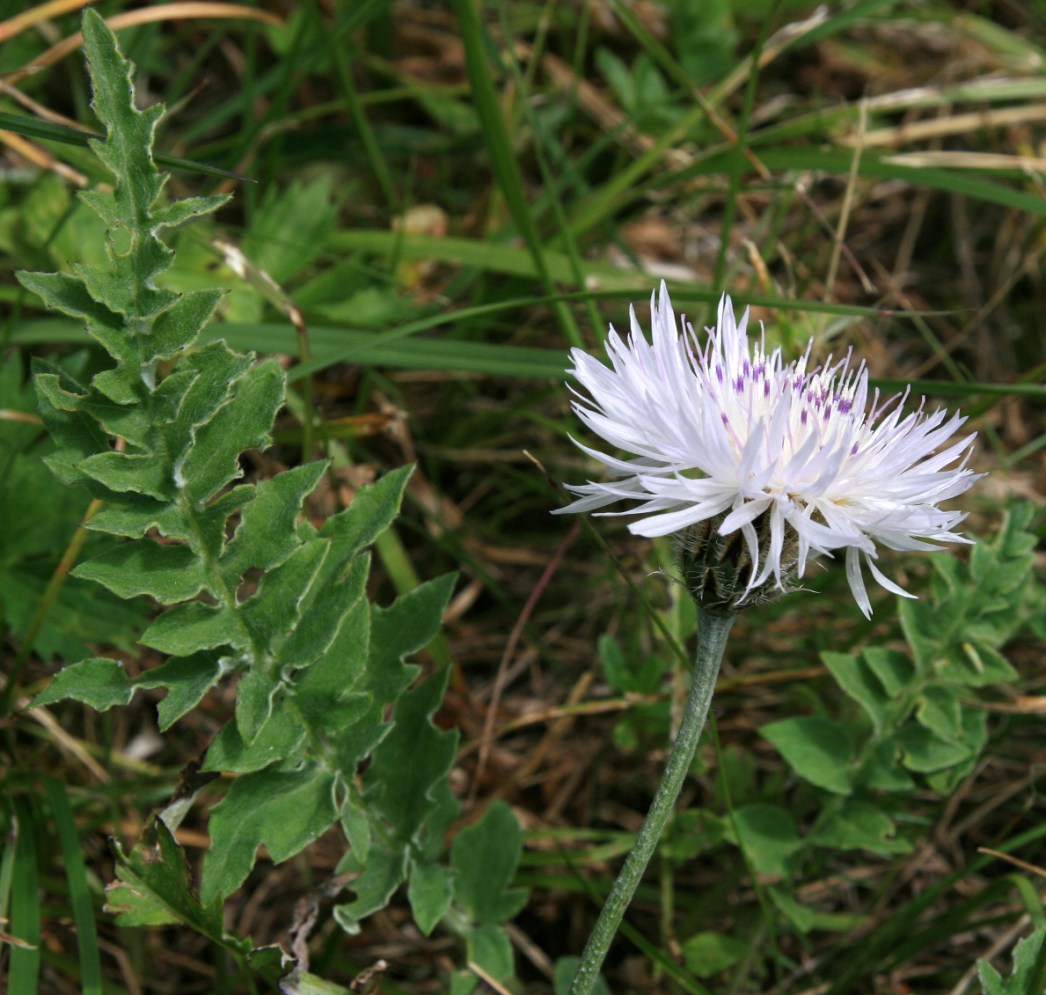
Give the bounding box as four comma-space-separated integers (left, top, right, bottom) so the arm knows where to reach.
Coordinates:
1, 1, 1044, 993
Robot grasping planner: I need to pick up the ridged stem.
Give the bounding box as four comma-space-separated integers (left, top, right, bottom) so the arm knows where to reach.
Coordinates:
569, 608, 736, 995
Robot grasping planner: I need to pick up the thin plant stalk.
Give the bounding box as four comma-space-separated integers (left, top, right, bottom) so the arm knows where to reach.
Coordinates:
569, 608, 736, 995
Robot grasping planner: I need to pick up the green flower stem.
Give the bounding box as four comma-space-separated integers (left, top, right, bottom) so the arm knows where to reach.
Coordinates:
569, 608, 736, 995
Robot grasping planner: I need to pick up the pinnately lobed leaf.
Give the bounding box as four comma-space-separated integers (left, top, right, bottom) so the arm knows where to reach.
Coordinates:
20, 11, 531, 968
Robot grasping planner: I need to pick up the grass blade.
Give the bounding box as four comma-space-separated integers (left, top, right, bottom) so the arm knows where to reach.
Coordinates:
9, 797, 41, 995
44, 777, 103, 995
453, 0, 582, 347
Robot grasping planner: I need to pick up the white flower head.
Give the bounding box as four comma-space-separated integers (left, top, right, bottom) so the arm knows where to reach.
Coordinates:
556, 283, 982, 617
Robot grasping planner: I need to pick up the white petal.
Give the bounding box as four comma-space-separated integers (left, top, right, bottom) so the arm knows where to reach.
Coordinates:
866, 557, 916, 600
846, 547, 873, 618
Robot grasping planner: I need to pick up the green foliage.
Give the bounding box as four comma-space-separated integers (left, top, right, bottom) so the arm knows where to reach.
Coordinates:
667, 0, 739, 84
0, 171, 109, 273
0, 359, 145, 660
724, 803, 801, 878
596, 49, 680, 133
203, 766, 339, 902
599, 631, 672, 750
681, 931, 750, 979
978, 927, 1046, 995
19, 10, 527, 988
760, 715, 855, 796
754, 506, 1041, 866
449, 801, 530, 981
452, 801, 529, 924
106, 818, 237, 944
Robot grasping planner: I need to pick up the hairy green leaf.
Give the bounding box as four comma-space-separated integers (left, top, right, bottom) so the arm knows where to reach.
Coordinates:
239, 541, 330, 652
276, 553, 368, 673
30, 360, 110, 488
140, 603, 237, 656
137, 654, 225, 730
725, 804, 801, 878
234, 666, 282, 744
897, 725, 976, 774
821, 652, 889, 733
35, 371, 151, 447
450, 802, 528, 925
760, 716, 855, 796
365, 669, 459, 842
73, 543, 207, 603
860, 741, 915, 792
465, 923, 515, 983
34, 658, 133, 711
222, 461, 329, 584
333, 847, 408, 935
180, 360, 285, 504
804, 509, 1042, 869
78, 452, 174, 501
339, 792, 371, 866
204, 707, 307, 775
807, 802, 910, 856
319, 463, 414, 560
860, 647, 914, 698
0, 362, 147, 660
408, 862, 454, 937
202, 765, 337, 903
914, 685, 964, 740
367, 573, 456, 702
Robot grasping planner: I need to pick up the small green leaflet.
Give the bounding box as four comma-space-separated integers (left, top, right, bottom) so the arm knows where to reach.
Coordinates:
977, 927, 1046, 995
